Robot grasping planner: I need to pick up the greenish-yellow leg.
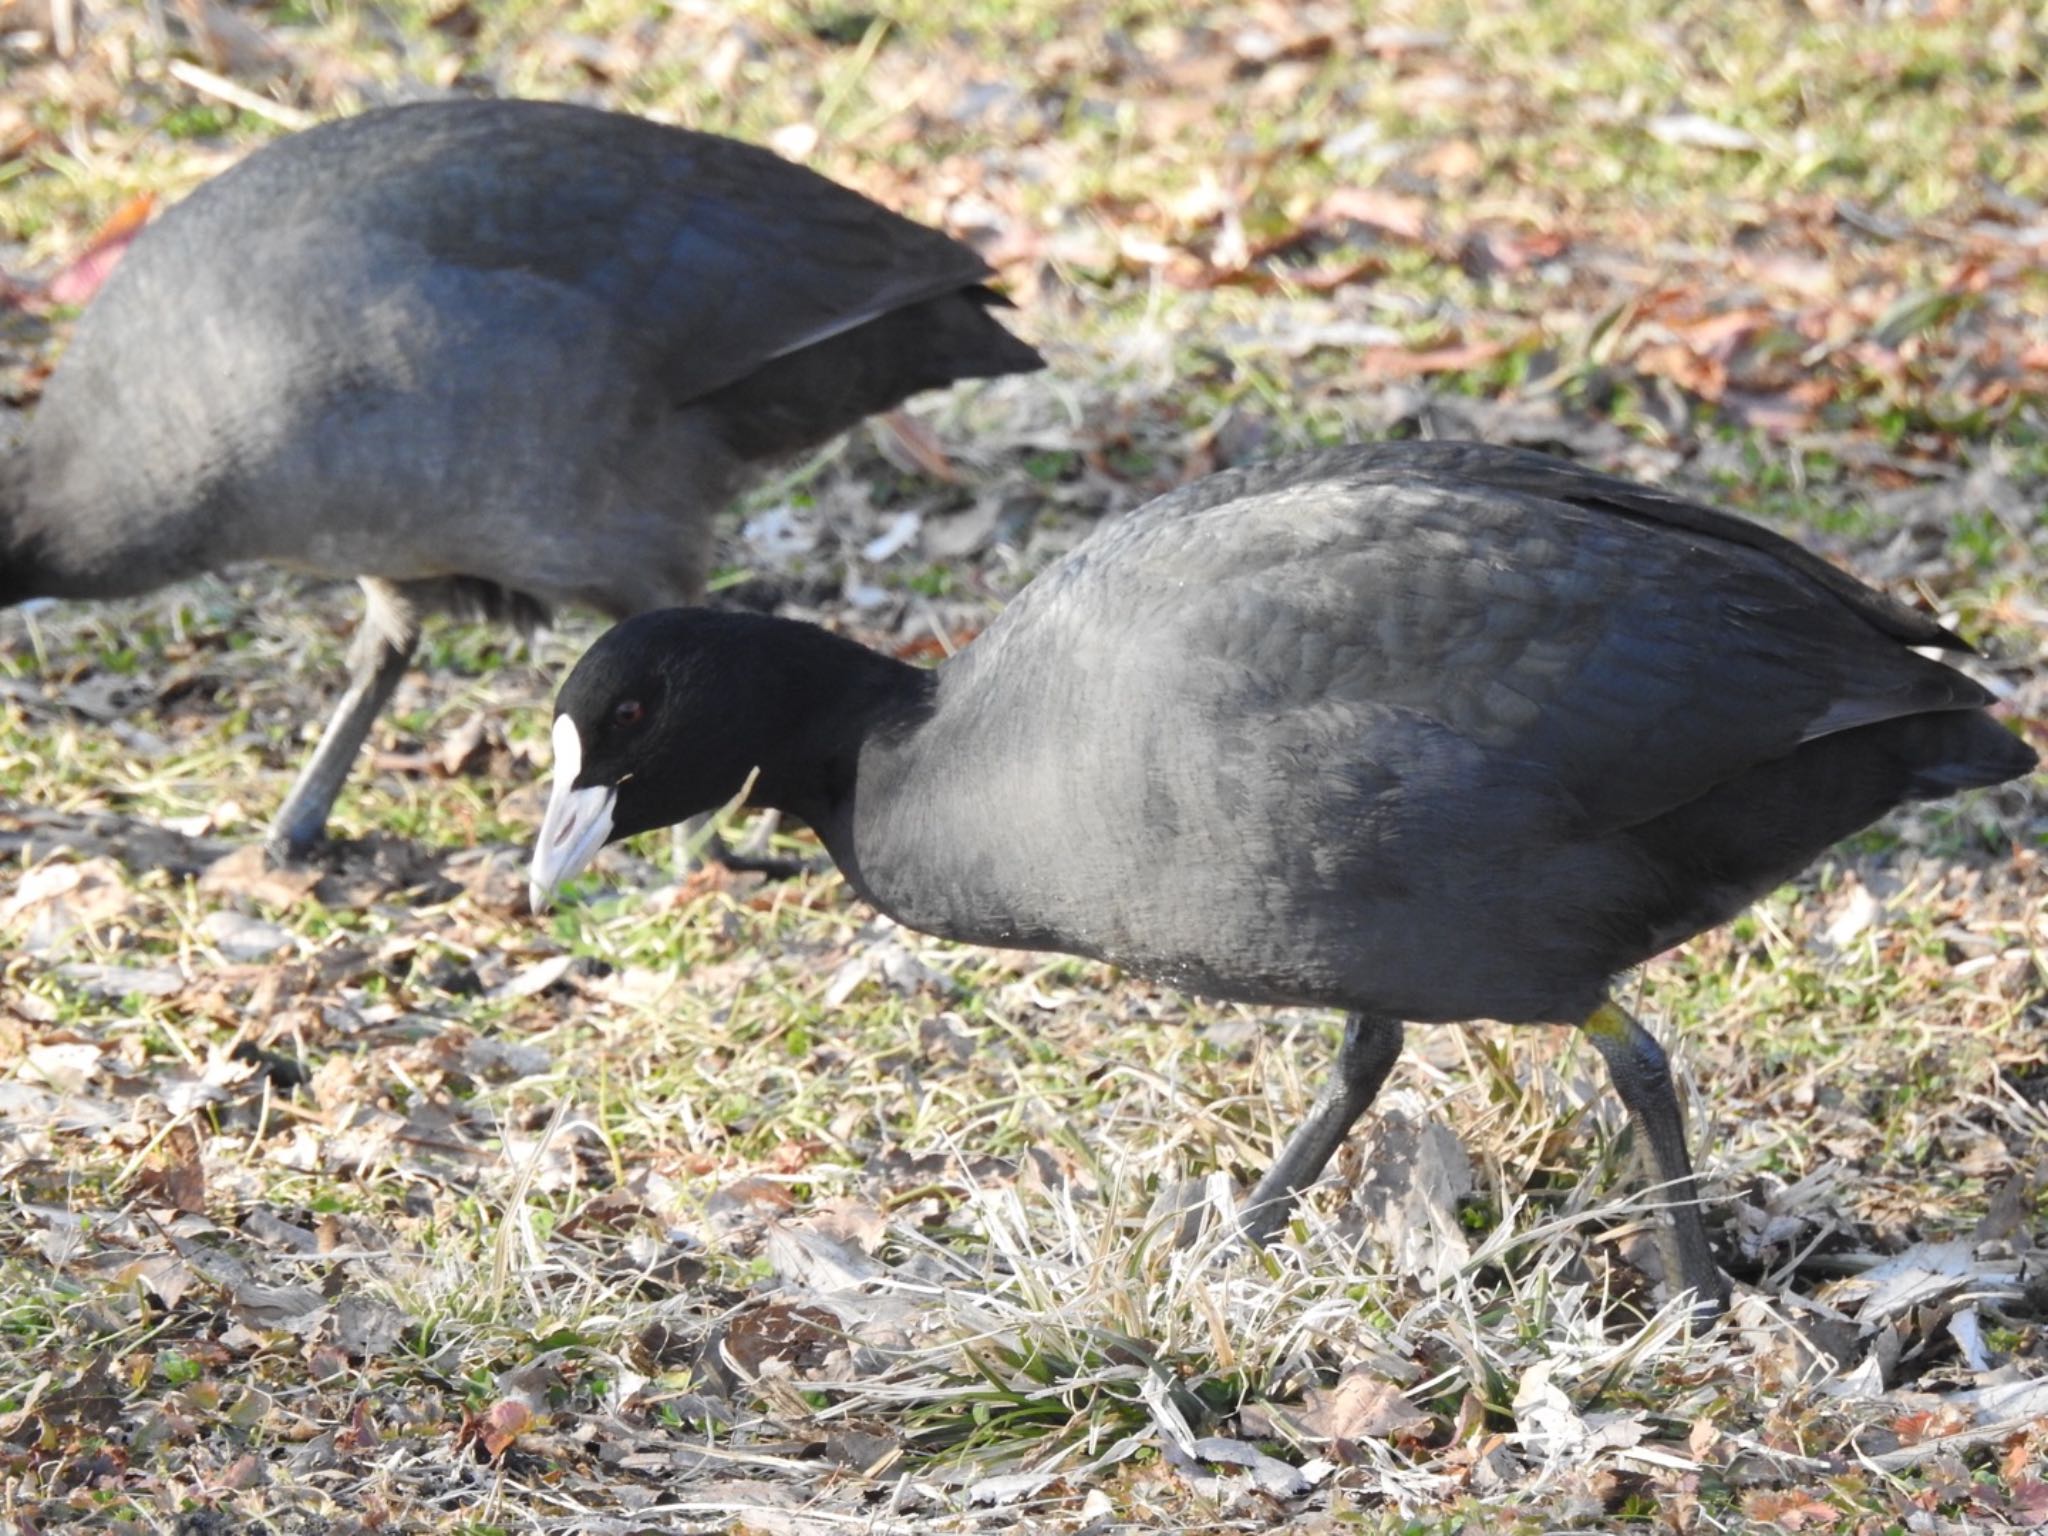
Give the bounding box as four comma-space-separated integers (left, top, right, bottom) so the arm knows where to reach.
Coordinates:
1582, 998, 1730, 1318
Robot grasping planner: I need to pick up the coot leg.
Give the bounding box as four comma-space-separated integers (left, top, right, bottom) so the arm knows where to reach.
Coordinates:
1581, 999, 1730, 1317
707, 810, 830, 878
266, 624, 417, 862
1238, 1012, 1405, 1245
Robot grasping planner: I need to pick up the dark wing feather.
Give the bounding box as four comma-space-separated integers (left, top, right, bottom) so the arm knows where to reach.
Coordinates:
181, 99, 1000, 408
979, 443, 1987, 834
1134, 441, 1967, 652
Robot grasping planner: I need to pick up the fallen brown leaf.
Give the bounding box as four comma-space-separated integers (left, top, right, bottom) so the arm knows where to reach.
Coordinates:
480, 1398, 533, 1458
1298, 1368, 1430, 1442
1360, 340, 1510, 377
880, 409, 960, 483
1741, 1487, 1841, 1529
134, 1122, 208, 1216
1321, 186, 1431, 243
199, 845, 321, 909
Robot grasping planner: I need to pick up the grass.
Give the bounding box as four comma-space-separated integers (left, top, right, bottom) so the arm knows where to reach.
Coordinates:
1, 0, 2045, 1532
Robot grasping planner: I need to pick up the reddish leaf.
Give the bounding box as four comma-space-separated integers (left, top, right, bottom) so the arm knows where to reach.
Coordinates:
764, 1138, 820, 1174
715, 1174, 794, 1213
1637, 342, 1729, 401
1672, 307, 1772, 359
1460, 226, 1569, 274
2013, 1480, 2048, 1526
893, 627, 983, 663
1321, 187, 1430, 243
1741, 1488, 1840, 1528
480, 1398, 532, 1458
881, 409, 961, 483
1360, 340, 1510, 377
719, 1301, 840, 1377
48, 194, 155, 307
1892, 1404, 1970, 1445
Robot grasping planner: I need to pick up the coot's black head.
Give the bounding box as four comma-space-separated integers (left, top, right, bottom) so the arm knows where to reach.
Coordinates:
528, 607, 920, 911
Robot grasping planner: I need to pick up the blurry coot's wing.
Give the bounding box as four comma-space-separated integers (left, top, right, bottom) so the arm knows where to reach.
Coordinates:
989, 445, 1989, 833
373, 101, 1000, 405
210, 99, 1005, 409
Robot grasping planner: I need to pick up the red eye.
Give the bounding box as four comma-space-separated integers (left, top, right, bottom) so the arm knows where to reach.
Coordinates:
613, 699, 645, 728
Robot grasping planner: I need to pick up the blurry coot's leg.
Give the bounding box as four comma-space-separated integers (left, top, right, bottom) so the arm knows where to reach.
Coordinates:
266, 581, 419, 863
1581, 998, 1730, 1318
725, 808, 785, 865
681, 810, 830, 880
1239, 1012, 1404, 1245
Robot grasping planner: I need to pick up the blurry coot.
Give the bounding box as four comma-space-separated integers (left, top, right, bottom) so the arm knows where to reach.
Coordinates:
0, 97, 1041, 858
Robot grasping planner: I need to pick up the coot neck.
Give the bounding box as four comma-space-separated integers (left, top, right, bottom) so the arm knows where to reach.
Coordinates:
750, 625, 937, 851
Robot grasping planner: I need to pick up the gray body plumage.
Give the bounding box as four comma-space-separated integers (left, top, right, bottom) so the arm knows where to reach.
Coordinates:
837, 443, 2024, 1023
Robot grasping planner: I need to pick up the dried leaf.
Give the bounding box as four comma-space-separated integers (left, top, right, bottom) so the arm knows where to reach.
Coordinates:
135, 1123, 208, 1215
967, 1471, 1058, 1506
1741, 1488, 1841, 1528
879, 409, 960, 483
1513, 1361, 1651, 1460
717, 1301, 839, 1378
24, 1039, 103, 1094
1360, 339, 1509, 377
2009, 1476, 2048, 1529
1297, 1368, 1429, 1442
486, 953, 577, 1001
331, 1294, 405, 1361
427, 1, 481, 39
1838, 1238, 1980, 1322
173, 0, 288, 76
36, 1355, 124, 1430
1177, 1435, 1322, 1499
199, 846, 321, 909
46, 194, 155, 307
1413, 138, 1482, 180
2, 856, 136, 954
437, 713, 489, 776
50, 962, 184, 999
1321, 186, 1430, 243
480, 1398, 533, 1458
763, 1224, 883, 1292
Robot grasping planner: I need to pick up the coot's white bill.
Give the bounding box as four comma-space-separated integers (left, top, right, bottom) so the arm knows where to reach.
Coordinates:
529, 715, 615, 912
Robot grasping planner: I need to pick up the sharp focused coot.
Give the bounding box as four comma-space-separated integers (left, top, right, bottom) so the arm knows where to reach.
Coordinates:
527, 440, 2036, 1313
0, 97, 1041, 858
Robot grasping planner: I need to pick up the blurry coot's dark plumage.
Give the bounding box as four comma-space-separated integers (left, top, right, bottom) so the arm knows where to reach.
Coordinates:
0, 97, 1041, 857
527, 440, 2036, 1313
